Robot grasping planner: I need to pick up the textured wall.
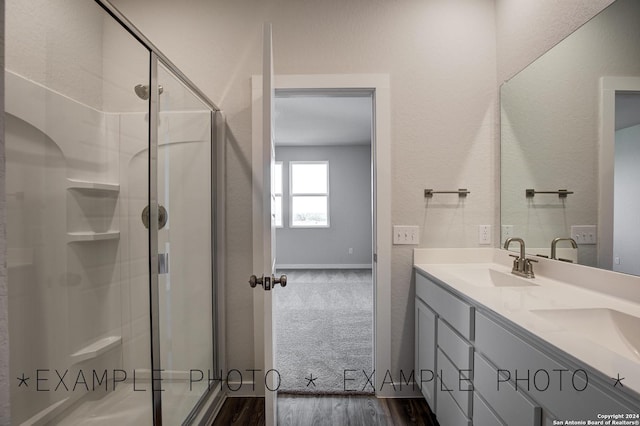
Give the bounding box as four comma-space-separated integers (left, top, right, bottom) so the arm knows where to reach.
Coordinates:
105, 0, 615, 383
275, 145, 372, 267
0, 0, 9, 421
109, 0, 498, 379
5, 0, 105, 110
495, 0, 615, 83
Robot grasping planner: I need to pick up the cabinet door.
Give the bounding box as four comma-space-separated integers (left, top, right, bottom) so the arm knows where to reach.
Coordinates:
416, 297, 437, 409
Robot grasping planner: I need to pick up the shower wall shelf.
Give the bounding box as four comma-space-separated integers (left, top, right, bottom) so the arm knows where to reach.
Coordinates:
70, 335, 122, 363
66, 178, 120, 192
66, 231, 120, 242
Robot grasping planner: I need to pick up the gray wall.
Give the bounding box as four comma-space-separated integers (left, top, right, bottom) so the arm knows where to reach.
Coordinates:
276, 145, 372, 267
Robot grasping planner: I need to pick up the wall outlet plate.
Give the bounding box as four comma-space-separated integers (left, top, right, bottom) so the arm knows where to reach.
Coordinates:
479, 225, 492, 245
501, 225, 513, 243
393, 226, 420, 245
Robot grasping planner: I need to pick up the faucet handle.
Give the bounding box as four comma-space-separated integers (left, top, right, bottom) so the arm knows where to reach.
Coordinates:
508, 254, 520, 259
522, 258, 537, 278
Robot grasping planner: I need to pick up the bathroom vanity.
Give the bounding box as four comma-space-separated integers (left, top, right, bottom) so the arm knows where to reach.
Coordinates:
414, 248, 640, 425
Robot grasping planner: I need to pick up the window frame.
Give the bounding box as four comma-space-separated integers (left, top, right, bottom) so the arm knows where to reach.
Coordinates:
289, 160, 330, 228
274, 161, 284, 228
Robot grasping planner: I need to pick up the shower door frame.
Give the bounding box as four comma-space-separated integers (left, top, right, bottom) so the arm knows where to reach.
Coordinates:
93, 1, 224, 424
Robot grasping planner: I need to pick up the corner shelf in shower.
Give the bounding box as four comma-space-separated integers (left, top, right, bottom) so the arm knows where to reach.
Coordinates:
66, 178, 120, 192
66, 231, 120, 242
70, 335, 122, 363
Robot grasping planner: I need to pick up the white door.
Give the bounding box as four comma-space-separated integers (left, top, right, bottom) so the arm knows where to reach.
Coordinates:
251, 22, 286, 426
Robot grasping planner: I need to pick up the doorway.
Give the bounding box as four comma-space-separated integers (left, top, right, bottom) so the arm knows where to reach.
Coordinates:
273, 92, 374, 393
613, 92, 640, 275
251, 73, 392, 422
599, 77, 640, 274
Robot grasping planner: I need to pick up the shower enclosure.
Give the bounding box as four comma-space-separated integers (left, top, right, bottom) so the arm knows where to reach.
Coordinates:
5, 0, 221, 424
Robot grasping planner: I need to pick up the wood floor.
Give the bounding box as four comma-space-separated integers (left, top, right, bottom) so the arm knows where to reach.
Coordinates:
212, 395, 437, 426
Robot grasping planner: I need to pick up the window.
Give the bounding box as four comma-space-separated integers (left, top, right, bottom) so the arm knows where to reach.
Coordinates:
290, 161, 329, 227
274, 162, 283, 227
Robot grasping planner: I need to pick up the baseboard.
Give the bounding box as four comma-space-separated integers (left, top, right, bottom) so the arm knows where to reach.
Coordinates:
195, 387, 226, 426
376, 381, 423, 398
226, 381, 262, 397
276, 264, 372, 270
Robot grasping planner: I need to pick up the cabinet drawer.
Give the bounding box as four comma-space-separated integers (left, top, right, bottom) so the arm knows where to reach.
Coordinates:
475, 312, 639, 420
436, 377, 472, 426
416, 272, 474, 340
437, 348, 472, 416
438, 319, 473, 371
473, 392, 505, 426
474, 353, 542, 426
415, 297, 437, 407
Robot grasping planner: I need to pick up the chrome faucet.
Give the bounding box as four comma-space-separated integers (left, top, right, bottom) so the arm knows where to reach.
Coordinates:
550, 237, 578, 261
504, 237, 537, 278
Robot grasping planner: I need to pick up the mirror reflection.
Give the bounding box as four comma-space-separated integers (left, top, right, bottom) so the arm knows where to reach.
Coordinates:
500, 0, 640, 274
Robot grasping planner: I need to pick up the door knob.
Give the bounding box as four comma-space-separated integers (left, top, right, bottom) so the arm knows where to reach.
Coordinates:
273, 275, 287, 287
249, 274, 287, 291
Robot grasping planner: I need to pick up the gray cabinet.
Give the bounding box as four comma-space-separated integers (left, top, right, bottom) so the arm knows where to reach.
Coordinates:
473, 392, 505, 426
473, 352, 542, 425
415, 297, 437, 407
414, 268, 640, 425
416, 271, 474, 424
475, 311, 638, 422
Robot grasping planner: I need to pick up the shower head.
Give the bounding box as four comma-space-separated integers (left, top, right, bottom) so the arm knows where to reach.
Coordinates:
134, 84, 164, 100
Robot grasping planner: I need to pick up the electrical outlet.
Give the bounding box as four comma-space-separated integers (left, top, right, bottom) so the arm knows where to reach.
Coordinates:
571, 225, 597, 245
501, 225, 513, 242
393, 226, 420, 245
479, 225, 492, 245
348, 248, 354, 255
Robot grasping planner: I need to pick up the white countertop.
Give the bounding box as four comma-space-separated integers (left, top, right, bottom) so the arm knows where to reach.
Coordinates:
413, 248, 640, 400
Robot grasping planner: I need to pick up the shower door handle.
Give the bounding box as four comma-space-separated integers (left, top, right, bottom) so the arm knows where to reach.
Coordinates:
142, 205, 169, 230
158, 253, 169, 275
249, 274, 287, 291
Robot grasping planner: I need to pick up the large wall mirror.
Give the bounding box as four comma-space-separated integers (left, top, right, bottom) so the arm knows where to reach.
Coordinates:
501, 0, 640, 275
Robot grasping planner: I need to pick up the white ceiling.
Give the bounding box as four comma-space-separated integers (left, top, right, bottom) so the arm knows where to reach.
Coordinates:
274, 95, 372, 146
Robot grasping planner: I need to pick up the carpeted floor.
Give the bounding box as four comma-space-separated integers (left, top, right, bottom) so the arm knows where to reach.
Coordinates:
274, 269, 374, 394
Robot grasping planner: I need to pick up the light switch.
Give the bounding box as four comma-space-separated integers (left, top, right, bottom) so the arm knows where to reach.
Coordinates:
571, 225, 597, 245
393, 226, 420, 245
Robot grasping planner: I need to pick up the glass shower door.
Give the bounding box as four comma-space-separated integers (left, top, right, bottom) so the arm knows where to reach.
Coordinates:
5, 0, 154, 423
155, 61, 215, 423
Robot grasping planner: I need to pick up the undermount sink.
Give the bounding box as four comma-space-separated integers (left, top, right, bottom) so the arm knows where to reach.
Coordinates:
531, 308, 640, 361
447, 267, 539, 288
